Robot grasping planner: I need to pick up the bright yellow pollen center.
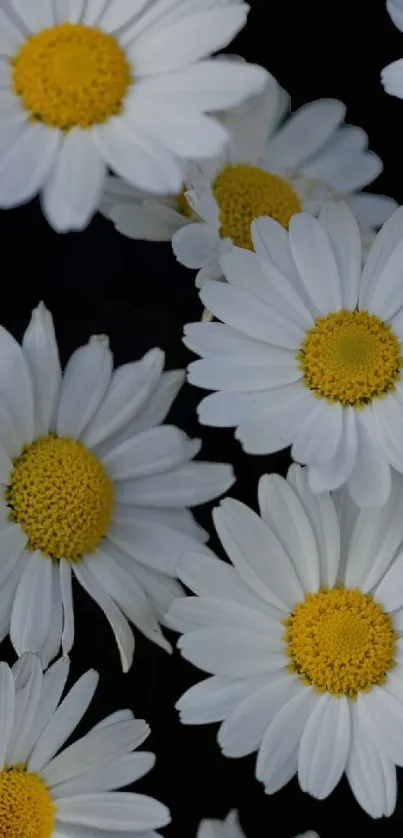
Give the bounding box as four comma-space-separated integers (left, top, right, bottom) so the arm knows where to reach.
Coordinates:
0, 767, 55, 838
11, 23, 131, 130
284, 587, 396, 698
212, 163, 301, 249
298, 309, 402, 407
6, 435, 114, 562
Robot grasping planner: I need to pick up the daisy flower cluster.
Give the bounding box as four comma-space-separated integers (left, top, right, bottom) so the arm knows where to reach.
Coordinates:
1, 0, 403, 836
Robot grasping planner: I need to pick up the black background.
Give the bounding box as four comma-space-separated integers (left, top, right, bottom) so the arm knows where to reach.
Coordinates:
1, 0, 403, 836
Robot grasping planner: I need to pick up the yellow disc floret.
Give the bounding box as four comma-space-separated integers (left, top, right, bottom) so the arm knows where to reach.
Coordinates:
298, 310, 402, 407
11, 23, 131, 130
0, 766, 55, 838
6, 435, 114, 562
212, 163, 301, 249
284, 587, 397, 698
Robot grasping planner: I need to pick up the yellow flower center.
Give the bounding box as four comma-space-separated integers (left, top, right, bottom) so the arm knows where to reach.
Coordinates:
212, 163, 301, 249
284, 587, 396, 698
298, 310, 402, 407
11, 23, 131, 130
0, 767, 55, 838
176, 189, 193, 219
6, 435, 114, 562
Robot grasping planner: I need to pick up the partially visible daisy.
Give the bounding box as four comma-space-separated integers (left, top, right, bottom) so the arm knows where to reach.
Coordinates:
185, 202, 403, 507
381, 0, 403, 97
0, 302, 234, 670
0, 652, 170, 838
98, 173, 196, 241
173, 75, 396, 286
168, 466, 403, 818
0, 0, 267, 232
197, 811, 318, 838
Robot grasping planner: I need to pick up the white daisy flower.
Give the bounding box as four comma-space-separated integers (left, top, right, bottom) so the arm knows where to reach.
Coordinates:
0, 0, 267, 232
184, 201, 403, 507
0, 302, 234, 671
381, 0, 403, 97
167, 466, 403, 818
0, 652, 170, 838
197, 811, 318, 838
172, 75, 396, 286
98, 173, 196, 242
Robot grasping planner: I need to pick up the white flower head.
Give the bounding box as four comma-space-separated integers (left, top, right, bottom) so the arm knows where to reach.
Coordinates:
381, 0, 403, 97
172, 74, 396, 286
0, 0, 267, 232
185, 201, 403, 507
197, 811, 318, 838
0, 652, 170, 838
168, 466, 403, 818
0, 302, 234, 671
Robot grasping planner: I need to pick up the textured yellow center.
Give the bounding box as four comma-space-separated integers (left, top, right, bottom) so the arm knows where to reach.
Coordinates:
0, 767, 55, 838
11, 23, 131, 130
298, 310, 402, 407
212, 163, 301, 249
7, 435, 113, 561
284, 587, 396, 698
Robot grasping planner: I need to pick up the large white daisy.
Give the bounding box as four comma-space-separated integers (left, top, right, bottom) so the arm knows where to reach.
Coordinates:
167, 466, 403, 818
0, 0, 267, 232
381, 0, 403, 98
0, 302, 234, 671
172, 75, 396, 286
197, 811, 317, 838
0, 652, 170, 838
185, 201, 403, 507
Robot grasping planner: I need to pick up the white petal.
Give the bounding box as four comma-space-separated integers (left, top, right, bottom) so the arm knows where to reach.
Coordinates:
360, 206, 403, 309
0, 122, 61, 208
178, 627, 285, 678
12, 0, 53, 31
308, 408, 357, 493
176, 674, 268, 725
107, 201, 180, 241
101, 426, 199, 480
382, 58, 403, 99
218, 674, 300, 757
257, 474, 320, 591
60, 560, 74, 656
298, 694, 350, 798
374, 549, 403, 611
0, 8, 25, 54
127, 102, 228, 159
93, 119, 183, 195
188, 355, 300, 391
317, 201, 361, 310
289, 213, 342, 314
128, 5, 249, 75
7, 653, 42, 765
349, 193, 397, 228
213, 499, 303, 611
287, 465, 340, 587
167, 596, 282, 638
265, 99, 345, 171
43, 718, 150, 787
115, 462, 234, 508
173, 223, 220, 269
55, 792, 171, 830
56, 336, 112, 440
291, 401, 343, 467
0, 552, 25, 642
17, 657, 70, 765
200, 281, 303, 348
177, 552, 280, 617
256, 684, 318, 792
0, 525, 28, 589
105, 517, 208, 575
53, 0, 85, 23
10, 551, 53, 657
52, 752, 155, 799
74, 561, 134, 672
363, 236, 403, 321
347, 412, 391, 507
83, 548, 170, 651
346, 703, 397, 819
98, 0, 149, 32
22, 303, 61, 437
236, 384, 315, 456
28, 669, 99, 773
371, 393, 403, 473
387, 0, 403, 30
42, 130, 106, 232
357, 685, 403, 767
40, 562, 63, 668
0, 663, 14, 768
82, 350, 164, 449
0, 325, 34, 448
